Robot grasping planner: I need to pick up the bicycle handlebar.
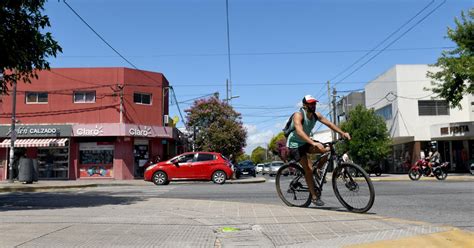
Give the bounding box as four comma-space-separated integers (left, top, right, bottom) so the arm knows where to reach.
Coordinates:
312, 137, 346, 147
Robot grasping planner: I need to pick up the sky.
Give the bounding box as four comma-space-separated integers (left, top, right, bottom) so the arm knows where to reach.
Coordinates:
42, 0, 472, 154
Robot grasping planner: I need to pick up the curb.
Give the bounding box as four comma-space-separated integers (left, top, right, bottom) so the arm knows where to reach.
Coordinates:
0, 184, 99, 193
227, 177, 266, 184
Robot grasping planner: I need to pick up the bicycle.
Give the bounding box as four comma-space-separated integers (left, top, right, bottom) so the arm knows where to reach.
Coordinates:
275, 139, 375, 213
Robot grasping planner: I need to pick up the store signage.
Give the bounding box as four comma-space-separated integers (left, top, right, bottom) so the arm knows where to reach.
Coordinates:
76, 125, 104, 136
128, 126, 152, 136
440, 125, 470, 135
0, 125, 72, 137
431, 121, 474, 138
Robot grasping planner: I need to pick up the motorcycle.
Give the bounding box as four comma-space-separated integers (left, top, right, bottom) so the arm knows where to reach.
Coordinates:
408, 158, 449, 181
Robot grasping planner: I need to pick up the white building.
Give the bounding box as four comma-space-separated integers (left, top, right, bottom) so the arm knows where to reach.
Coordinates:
365, 64, 474, 173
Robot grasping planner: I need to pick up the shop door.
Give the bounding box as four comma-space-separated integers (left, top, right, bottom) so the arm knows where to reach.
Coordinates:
134, 145, 149, 178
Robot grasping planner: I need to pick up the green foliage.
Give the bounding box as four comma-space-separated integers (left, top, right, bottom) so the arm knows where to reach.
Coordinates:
427, 9, 474, 108
185, 97, 247, 160
0, 0, 62, 94
338, 105, 391, 171
251, 146, 266, 164
268, 132, 285, 155
236, 153, 250, 163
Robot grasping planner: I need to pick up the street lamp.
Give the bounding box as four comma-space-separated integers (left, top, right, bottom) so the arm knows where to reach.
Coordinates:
224, 95, 239, 104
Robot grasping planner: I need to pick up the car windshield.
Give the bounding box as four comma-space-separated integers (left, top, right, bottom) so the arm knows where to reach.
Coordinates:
237, 161, 254, 168
271, 162, 284, 167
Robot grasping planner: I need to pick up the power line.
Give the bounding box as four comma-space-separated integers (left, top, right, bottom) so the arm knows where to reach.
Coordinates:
57, 46, 453, 58
333, 0, 446, 87
170, 87, 186, 128
63, 0, 187, 128
315, 0, 441, 103
328, 0, 436, 83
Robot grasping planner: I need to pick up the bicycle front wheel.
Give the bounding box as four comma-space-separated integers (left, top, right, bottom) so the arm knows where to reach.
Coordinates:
275, 163, 311, 207
332, 162, 375, 213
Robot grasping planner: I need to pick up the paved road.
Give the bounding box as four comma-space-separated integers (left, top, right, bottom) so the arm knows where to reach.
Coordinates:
99, 174, 472, 232
1, 174, 473, 233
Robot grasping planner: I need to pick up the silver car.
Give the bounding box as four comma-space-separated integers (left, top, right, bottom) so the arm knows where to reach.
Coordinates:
256, 163, 264, 174
269, 161, 285, 176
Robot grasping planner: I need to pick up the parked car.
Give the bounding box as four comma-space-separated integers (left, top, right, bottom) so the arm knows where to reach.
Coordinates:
269, 161, 285, 176
262, 163, 271, 175
144, 152, 233, 185
256, 163, 264, 174
235, 160, 256, 178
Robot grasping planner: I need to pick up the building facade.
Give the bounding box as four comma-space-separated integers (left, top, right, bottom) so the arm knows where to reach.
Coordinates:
336, 91, 365, 123
0, 68, 184, 180
365, 64, 474, 173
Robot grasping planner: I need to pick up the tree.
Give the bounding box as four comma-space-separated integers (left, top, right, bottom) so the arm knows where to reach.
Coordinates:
268, 132, 289, 161
0, 0, 62, 94
236, 153, 250, 163
251, 146, 266, 164
427, 9, 474, 108
338, 105, 391, 171
185, 97, 247, 159
268, 132, 285, 155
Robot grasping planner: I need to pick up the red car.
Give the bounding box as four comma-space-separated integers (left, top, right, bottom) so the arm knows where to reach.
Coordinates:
144, 152, 233, 185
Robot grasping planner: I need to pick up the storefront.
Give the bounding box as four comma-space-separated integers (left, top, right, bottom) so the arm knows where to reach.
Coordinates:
0, 125, 72, 180
430, 121, 474, 173
72, 123, 175, 180
0, 124, 177, 181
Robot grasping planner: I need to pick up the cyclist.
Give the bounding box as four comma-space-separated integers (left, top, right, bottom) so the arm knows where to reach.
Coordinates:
287, 95, 351, 206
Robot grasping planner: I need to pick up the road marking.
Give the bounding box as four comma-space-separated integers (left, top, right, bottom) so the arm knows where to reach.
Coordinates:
345, 228, 474, 248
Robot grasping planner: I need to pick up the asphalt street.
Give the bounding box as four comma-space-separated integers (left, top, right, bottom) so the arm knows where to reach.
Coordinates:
1, 174, 473, 233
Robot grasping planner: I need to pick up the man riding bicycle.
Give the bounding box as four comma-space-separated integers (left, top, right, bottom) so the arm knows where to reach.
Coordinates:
287, 95, 351, 206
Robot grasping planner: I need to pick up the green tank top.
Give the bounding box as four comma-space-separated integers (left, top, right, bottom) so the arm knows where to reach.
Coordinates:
287, 108, 317, 148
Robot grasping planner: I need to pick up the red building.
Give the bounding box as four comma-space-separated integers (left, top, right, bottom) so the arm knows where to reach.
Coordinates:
0, 68, 183, 180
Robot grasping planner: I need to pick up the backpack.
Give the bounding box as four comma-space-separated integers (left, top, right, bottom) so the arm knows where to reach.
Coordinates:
282, 109, 318, 138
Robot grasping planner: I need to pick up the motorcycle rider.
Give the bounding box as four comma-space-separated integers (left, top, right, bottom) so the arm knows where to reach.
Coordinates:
428, 145, 441, 168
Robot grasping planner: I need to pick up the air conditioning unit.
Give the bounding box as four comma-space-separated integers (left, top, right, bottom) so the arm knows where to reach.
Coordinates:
163, 115, 169, 125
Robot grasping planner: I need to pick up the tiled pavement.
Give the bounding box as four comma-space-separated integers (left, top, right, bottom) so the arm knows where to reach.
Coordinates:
0, 197, 469, 247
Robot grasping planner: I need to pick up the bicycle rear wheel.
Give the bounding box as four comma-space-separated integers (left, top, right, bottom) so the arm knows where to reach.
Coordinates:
332, 162, 375, 213
276, 163, 311, 207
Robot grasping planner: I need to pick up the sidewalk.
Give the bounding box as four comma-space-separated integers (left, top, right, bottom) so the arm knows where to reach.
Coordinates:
1, 176, 473, 247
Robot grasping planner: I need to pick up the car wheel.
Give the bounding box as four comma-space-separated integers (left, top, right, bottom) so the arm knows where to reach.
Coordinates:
152, 171, 169, 185
212, 170, 227, 184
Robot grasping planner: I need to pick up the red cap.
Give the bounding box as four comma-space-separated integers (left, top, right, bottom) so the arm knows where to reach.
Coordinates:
303, 95, 318, 104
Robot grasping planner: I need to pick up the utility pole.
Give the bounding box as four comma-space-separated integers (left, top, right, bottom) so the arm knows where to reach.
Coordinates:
226, 79, 229, 102
118, 84, 124, 124
332, 87, 338, 140
8, 80, 17, 183
327, 81, 336, 141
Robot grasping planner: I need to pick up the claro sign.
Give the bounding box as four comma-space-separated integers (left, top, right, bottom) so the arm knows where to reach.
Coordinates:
71, 124, 172, 138
128, 126, 152, 136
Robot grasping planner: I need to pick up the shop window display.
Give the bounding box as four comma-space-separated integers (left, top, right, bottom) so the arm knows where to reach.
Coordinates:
37, 148, 69, 179
79, 143, 114, 178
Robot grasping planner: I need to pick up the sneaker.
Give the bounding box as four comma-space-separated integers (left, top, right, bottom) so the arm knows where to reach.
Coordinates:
312, 198, 325, 206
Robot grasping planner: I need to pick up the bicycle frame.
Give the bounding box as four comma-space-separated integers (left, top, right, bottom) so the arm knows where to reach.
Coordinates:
288, 141, 340, 194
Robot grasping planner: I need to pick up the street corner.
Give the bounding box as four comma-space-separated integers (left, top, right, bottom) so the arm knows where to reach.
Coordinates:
345, 228, 474, 248
227, 177, 266, 184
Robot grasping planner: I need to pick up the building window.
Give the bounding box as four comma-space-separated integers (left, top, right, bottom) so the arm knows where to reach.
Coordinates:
133, 93, 152, 105
26, 92, 48, 104
74, 91, 96, 103
375, 104, 392, 120
418, 100, 450, 116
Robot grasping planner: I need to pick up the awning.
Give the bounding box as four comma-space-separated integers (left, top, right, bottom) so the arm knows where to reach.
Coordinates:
0, 138, 69, 148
